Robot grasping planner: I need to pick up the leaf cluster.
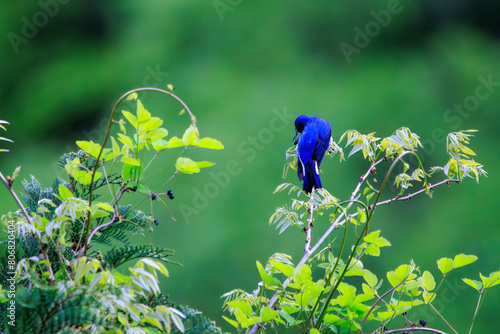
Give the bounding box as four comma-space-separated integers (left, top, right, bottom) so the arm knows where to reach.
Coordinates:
0, 90, 223, 333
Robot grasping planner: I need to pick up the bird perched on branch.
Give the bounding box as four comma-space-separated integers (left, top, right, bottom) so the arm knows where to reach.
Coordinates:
293, 115, 331, 194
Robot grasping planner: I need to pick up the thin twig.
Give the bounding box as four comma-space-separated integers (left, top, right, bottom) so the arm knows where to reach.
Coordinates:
468, 288, 484, 334
429, 303, 459, 334
304, 203, 314, 253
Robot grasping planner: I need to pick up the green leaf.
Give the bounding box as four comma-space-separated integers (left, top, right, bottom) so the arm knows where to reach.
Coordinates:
363, 270, 378, 288
95, 202, 114, 212
422, 271, 436, 291
137, 100, 151, 124
293, 265, 312, 285
222, 316, 239, 329
122, 110, 138, 129
260, 306, 278, 322
118, 133, 135, 150
141, 117, 163, 132
377, 310, 395, 322
198, 137, 224, 149
121, 156, 141, 166
58, 184, 73, 200
437, 257, 454, 275
110, 136, 121, 157
480, 271, 500, 289
166, 136, 184, 149
182, 125, 199, 146
453, 254, 478, 269
76, 140, 102, 159
146, 128, 168, 142
175, 157, 200, 174
269, 259, 294, 278
462, 278, 482, 291
309, 329, 321, 334
122, 163, 133, 181
364, 230, 380, 243
127, 92, 138, 100
256, 261, 273, 285
227, 301, 253, 318
395, 264, 412, 281
152, 139, 169, 151
387, 265, 412, 287
197, 161, 215, 168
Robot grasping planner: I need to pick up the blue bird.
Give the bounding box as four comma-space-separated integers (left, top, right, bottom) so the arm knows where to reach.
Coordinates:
293, 115, 332, 194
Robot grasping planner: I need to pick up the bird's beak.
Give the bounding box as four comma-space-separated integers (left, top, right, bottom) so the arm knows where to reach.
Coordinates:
293, 130, 299, 145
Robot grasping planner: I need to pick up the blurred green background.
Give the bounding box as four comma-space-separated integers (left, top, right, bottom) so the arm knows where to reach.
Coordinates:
1, 1, 500, 332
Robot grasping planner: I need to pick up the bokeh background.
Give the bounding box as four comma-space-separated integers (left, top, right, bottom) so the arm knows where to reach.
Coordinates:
1, 1, 500, 332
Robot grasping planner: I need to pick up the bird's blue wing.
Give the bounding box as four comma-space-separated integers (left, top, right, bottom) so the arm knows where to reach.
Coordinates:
311, 119, 331, 166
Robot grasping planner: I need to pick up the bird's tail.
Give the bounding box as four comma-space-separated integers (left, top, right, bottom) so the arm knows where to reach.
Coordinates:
303, 161, 322, 194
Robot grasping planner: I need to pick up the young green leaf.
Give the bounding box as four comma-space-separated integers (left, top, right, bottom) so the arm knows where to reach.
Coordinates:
260, 306, 278, 322
166, 136, 184, 149
462, 278, 482, 291
145, 128, 168, 142
182, 125, 199, 146
175, 157, 200, 174
422, 271, 436, 291
480, 271, 500, 289
136, 100, 151, 124
437, 258, 454, 275
110, 136, 121, 157
196, 161, 215, 168
453, 254, 478, 269
269, 259, 294, 278
76, 140, 102, 159
293, 265, 312, 285
256, 261, 273, 285
122, 110, 139, 129
198, 137, 224, 149
58, 183, 73, 200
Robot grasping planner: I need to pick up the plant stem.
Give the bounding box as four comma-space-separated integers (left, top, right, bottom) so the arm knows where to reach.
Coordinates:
468, 289, 485, 334
304, 203, 314, 253
80, 87, 196, 258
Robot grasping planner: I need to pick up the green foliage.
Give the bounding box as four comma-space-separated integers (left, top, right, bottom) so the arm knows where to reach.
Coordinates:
0, 89, 223, 333
223, 127, 493, 333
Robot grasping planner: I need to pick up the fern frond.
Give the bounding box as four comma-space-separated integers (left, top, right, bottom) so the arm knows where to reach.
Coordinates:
103, 245, 179, 269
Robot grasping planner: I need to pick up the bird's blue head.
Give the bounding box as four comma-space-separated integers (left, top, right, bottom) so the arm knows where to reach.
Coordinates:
293, 115, 308, 144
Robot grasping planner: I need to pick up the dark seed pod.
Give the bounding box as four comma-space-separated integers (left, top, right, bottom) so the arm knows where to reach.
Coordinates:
167, 189, 174, 199
419, 319, 427, 327
151, 194, 157, 200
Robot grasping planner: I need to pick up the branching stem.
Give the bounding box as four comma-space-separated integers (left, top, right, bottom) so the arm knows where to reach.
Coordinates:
249, 151, 462, 333
80, 87, 196, 258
